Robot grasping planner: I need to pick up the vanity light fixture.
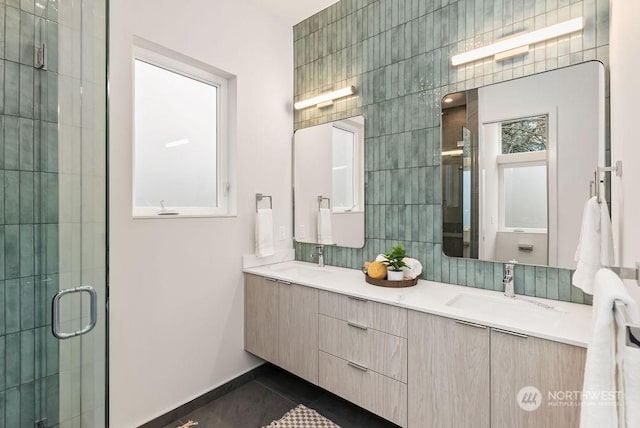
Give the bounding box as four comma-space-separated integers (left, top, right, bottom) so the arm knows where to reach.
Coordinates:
443, 97, 454, 103
294, 86, 356, 110
451, 17, 584, 66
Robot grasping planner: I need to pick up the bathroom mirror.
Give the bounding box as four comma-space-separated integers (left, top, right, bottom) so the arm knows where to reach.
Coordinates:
441, 61, 605, 270
294, 115, 365, 248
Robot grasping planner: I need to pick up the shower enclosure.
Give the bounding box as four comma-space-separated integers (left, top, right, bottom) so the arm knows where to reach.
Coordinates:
1, 0, 108, 427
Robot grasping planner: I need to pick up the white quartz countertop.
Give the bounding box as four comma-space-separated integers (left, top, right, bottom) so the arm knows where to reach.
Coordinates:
244, 261, 593, 348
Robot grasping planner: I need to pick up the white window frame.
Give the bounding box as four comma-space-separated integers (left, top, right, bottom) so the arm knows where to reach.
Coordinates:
132, 45, 232, 218
331, 121, 364, 214
331, 124, 357, 212
497, 151, 548, 233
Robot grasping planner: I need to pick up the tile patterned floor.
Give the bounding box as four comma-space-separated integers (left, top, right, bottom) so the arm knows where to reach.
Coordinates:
164, 365, 399, 428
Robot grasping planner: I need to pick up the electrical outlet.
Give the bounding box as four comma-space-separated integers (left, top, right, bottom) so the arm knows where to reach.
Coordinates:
278, 226, 286, 241
299, 225, 306, 239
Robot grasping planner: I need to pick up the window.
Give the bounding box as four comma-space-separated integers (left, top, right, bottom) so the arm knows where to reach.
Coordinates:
501, 115, 547, 154
501, 162, 547, 230
497, 114, 548, 232
133, 45, 234, 217
330, 118, 364, 213
332, 126, 356, 211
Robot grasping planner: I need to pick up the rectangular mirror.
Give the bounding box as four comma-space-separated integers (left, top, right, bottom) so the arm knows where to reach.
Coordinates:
441, 61, 605, 269
294, 115, 365, 248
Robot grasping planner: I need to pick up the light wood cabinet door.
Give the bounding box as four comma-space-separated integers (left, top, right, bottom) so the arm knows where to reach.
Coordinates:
244, 274, 279, 362
279, 282, 319, 384
408, 311, 491, 428
491, 328, 586, 428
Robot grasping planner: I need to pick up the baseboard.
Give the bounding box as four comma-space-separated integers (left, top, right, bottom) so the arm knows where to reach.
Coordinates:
138, 363, 272, 428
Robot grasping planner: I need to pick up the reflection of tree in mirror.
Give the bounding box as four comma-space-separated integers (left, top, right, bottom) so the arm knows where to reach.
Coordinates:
501, 115, 547, 154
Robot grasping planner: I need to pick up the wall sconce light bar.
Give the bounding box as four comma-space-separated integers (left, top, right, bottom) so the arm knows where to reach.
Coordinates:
451, 17, 584, 66
294, 86, 356, 110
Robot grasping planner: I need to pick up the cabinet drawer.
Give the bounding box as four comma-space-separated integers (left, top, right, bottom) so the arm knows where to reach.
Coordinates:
319, 315, 407, 383
318, 290, 407, 338
319, 351, 407, 427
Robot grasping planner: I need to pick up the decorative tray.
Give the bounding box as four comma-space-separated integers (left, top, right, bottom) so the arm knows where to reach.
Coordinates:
364, 275, 418, 288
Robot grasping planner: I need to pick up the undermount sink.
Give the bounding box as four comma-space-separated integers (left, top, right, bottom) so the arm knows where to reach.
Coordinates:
270, 265, 332, 279
445, 292, 566, 324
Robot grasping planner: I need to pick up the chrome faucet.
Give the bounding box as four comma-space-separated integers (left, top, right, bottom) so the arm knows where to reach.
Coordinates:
311, 245, 324, 267
503, 263, 515, 298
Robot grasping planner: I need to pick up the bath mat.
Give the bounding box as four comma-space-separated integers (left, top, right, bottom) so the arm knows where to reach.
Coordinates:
176, 421, 198, 428
263, 404, 340, 428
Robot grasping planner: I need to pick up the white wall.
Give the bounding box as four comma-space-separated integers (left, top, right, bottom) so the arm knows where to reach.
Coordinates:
610, 0, 640, 301
109, 1, 293, 426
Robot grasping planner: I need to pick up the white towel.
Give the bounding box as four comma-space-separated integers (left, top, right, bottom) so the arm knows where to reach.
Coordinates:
402, 258, 423, 279
580, 269, 640, 428
255, 208, 274, 258
573, 197, 614, 294
317, 208, 333, 245
623, 340, 640, 428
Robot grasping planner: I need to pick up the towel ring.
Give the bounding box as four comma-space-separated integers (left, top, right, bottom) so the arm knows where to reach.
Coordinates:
318, 196, 331, 209
256, 193, 273, 212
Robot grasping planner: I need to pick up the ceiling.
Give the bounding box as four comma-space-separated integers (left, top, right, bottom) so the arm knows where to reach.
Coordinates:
247, 0, 340, 26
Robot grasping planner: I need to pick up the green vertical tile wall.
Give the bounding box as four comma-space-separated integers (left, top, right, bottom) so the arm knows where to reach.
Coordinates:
293, 0, 608, 305
0, 0, 59, 425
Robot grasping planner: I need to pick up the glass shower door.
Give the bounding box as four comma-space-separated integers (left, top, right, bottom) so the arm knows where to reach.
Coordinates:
1, 0, 108, 427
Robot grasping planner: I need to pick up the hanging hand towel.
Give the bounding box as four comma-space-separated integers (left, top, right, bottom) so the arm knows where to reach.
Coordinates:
255, 208, 275, 258
573, 197, 614, 294
580, 268, 640, 428
317, 208, 333, 245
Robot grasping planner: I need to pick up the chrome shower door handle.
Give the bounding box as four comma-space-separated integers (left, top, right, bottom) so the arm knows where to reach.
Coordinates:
52, 285, 98, 339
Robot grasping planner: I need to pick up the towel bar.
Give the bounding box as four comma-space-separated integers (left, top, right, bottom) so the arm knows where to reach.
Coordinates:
256, 193, 273, 212
614, 300, 640, 349
594, 161, 622, 203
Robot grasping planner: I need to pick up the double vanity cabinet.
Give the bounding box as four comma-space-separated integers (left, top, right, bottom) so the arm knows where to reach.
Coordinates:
244, 267, 588, 428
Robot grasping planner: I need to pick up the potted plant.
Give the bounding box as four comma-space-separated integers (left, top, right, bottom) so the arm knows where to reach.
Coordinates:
383, 245, 409, 280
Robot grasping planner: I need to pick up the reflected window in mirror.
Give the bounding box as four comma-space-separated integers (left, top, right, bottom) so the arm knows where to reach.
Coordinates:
501, 162, 547, 231
501, 115, 548, 154
332, 126, 357, 212
496, 115, 549, 234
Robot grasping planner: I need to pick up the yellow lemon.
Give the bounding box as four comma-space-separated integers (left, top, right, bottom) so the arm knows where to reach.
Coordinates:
367, 261, 387, 280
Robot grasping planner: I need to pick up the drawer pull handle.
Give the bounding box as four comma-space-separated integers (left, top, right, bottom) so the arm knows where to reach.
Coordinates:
347, 321, 368, 331
265, 278, 278, 282
455, 320, 488, 329
348, 296, 368, 302
347, 361, 368, 372
277, 280, 292, 285
492, 328, 528, 339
